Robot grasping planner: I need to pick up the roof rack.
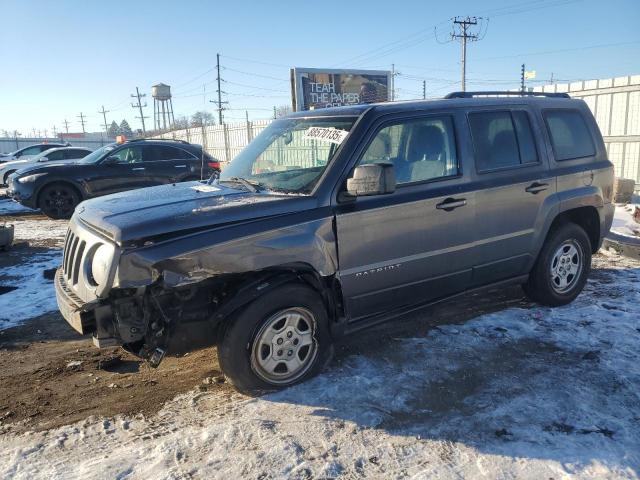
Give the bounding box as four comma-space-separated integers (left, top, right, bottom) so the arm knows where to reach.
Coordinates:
444, 91, 570, 99
127, 138, 190, 144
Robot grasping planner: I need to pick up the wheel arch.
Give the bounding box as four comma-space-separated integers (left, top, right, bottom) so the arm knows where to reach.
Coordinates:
35, 179, 85, 208
546, 206, 601, 254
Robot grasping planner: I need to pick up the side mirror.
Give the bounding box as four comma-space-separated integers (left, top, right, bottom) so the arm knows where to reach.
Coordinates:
38, 156, 49, 162
346, 163, 396, 197
102, 156, 119, 166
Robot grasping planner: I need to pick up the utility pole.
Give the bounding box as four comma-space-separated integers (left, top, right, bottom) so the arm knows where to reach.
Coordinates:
211, 53, 228, 125
131, 87, 148, 135
422, 80, 426, 99
520, 64, 526, 92
99, 105, 110, 135
451, 16, 482, 92
63, 119, 70, 134
273, 106, 277, 119
77, 112, 86, 133
12, 130, 21, 150
52, 125, 58, 138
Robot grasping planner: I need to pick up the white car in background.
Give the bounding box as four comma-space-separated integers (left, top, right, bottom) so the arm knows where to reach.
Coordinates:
0, 146, 92, 186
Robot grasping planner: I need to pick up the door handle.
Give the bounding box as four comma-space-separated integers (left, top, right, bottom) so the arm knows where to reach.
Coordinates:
174, 165, 187, 168
525, 182, 548, 194
131, 167, 145, 171
436, 197, 467, 211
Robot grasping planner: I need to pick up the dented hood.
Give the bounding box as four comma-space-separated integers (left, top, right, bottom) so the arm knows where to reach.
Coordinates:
75, 182, 316, 244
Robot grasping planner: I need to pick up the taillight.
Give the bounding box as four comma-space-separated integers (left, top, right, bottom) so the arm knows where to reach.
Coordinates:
208, 161, 220, 170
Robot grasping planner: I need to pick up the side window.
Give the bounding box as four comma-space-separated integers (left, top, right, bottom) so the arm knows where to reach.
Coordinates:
109, 146, 143, 163
19, 146, 43, 156
544, 110, 596, 161
469, 110, 538, 172
144, 146, 193, 161
46, 150, 65, 160
65, 149, 88, 159
358, 116, 458, 184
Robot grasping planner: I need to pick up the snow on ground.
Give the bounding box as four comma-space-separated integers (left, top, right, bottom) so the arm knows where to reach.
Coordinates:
0, 249, 62, 329
0, 197, 36, 216
7, 217, 68, 247
1, 252, 639, 479
612, 204, 640, 239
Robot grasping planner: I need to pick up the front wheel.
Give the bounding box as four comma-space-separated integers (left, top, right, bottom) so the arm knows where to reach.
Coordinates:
218, 284, 333, 395
38, 183, 81, 219
523, 222, 592, 306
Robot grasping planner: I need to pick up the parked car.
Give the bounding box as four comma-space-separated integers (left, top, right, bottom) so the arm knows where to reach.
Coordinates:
54, 92, 614, 395
7, 139, 221, 219
0, 142, 70, 163
0, 147, 92, 186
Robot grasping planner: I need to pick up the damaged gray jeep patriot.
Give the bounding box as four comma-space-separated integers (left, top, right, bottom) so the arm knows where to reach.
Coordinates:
55, 91, 614, 394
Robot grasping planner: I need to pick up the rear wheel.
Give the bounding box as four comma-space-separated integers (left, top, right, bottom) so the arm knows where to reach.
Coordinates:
523, 223, 591, 306
218, 283, 333, 395
38, 183, 81, 219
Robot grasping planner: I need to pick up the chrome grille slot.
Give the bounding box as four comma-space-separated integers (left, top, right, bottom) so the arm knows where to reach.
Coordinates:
72, 240, 86, 286
62, 230, 73, 275
65, 234, 79, 281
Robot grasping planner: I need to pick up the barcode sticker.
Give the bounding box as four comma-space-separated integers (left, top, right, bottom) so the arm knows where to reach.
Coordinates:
303, 127, 349, 144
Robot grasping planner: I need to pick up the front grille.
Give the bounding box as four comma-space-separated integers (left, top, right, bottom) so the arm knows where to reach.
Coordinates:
62, 229, 87, 286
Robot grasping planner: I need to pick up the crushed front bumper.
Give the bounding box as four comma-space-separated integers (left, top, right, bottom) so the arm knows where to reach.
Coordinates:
55, 268, 119, 347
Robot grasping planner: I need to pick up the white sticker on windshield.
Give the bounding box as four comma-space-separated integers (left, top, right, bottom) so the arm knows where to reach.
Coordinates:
303, 127, 349, 144
191, 184, 220, 192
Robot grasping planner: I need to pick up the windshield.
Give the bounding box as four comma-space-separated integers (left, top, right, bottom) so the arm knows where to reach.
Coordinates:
220, 116, 356, 194
78, 144, 115, 163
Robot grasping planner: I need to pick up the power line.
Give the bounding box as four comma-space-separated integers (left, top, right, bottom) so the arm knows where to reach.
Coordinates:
130, 87, 148, 134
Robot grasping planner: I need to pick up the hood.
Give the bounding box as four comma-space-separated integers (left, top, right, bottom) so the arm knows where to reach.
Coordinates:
12, 161, 80, 176
0, 159, 29, 169
76, 182, 317, 244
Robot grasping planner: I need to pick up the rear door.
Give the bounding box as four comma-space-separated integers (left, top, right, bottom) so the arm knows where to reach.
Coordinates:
336, 111, 476, 321
141, 145, 199, 184
467, 107, 555, 285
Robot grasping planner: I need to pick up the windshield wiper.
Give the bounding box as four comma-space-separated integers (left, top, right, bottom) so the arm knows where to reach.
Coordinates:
225, 176, 261, 193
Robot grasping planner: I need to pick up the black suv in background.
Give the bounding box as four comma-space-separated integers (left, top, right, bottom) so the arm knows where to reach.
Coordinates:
0, 142, 70, 163
7, 139, 221, 218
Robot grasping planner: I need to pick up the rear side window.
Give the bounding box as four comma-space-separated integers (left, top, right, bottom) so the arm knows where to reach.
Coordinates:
145, 146, 195, 161
469, 110, 538, 172
544, 110, 596, 161
46, 150, 66, 160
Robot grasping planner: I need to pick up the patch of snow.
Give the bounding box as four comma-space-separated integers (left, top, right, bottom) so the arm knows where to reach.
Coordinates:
611, 204, 640, 239
0, 249, 62, 329
0, 198, 36, 216
0, 253, 639, 478
4, 217, 68, 248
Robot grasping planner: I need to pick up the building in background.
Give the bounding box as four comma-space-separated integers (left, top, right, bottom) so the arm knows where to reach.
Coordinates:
535, 75, 640, 187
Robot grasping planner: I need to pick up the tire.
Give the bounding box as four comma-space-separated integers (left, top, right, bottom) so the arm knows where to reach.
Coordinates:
523, 222, 592, 306
218, 283, 334, 395
37, 183, 81, 219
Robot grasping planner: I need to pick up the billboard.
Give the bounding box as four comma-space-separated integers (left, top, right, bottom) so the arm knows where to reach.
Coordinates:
291, 67, 391, 111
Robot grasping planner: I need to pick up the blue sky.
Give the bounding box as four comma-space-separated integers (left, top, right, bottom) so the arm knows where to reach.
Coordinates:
1, 0, 639, 135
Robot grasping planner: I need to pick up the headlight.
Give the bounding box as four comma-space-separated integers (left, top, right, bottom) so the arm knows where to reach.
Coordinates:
90, 244, 112, 286
17, 173, 47, 183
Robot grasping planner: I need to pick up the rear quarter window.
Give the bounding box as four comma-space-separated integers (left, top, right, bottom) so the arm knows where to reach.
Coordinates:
544, 110, 596, 161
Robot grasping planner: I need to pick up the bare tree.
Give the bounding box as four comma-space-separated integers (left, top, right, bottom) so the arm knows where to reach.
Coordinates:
191, 111, 215, 127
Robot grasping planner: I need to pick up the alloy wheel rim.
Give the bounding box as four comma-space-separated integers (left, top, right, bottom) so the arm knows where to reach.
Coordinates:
251, 307, 318, 385
549, 239, 583, 294
44, 189, 73, 216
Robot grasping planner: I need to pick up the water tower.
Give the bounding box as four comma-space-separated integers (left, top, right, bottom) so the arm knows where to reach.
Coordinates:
151, 83, 175, 130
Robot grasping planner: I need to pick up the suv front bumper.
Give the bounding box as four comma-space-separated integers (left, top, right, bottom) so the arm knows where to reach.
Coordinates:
55, 268, 119, 347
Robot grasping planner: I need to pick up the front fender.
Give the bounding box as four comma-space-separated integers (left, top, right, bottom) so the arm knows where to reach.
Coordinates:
115, 215, 338, 288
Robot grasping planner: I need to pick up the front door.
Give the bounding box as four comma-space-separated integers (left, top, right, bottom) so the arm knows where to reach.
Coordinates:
467, 108, 554, 285
336, 113, 476, 322
85, 145, 149, 196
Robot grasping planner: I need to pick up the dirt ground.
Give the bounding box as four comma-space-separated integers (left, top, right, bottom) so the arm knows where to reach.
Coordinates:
0, 239, 530, 435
